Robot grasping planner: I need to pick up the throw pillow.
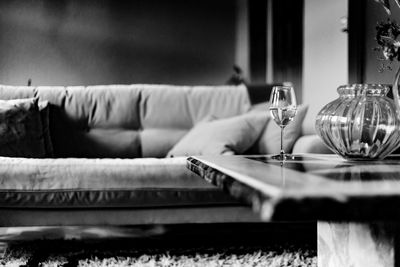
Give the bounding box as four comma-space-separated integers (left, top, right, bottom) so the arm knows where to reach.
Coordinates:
250, 104, 308, 154
166, 112, 269, 157
141, 116, 216, 158
0, 98, 46, 157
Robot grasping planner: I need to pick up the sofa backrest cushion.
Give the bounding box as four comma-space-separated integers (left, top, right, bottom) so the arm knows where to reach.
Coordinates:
139, 85, 252, 157
0, 84, 251, 158
139, 84, 252, 128
140, 128, 187, 158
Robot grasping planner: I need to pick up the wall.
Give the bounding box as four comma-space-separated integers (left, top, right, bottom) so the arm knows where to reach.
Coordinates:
235, 0, 249, 80
303, 0, 348, 134
0, 0, 241, 86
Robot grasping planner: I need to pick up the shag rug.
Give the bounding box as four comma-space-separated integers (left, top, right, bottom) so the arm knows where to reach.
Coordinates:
0, 224, 317, 266
1, 240, 316, 267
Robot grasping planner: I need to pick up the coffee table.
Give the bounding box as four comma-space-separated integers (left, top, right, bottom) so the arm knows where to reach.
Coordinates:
187, 154, 400, 267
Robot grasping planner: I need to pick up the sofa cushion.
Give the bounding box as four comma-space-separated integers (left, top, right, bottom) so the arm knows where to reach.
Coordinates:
185, 84, 251, 124
139, 84, 251, 129
166, 112, 269, 157
140, 128, 188, 158
38, 101, 54, 157
41, 85, 142, 129
77, 128, 142, 158
0, 157, 238, 208
0, 98, 46, 158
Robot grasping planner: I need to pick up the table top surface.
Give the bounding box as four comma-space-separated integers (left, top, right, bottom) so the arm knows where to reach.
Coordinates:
186, 154, 400, 221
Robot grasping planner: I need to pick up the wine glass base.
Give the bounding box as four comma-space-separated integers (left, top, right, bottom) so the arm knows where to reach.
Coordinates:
270, 154, 300, 161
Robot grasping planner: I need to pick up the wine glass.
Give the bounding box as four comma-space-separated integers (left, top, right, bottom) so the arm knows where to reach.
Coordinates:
269, 85, 297, 160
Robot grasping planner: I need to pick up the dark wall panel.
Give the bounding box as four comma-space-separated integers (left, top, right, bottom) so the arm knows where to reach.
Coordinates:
348, 0, 365, 83
248, 0, 267, 83
272, 0, 303, 102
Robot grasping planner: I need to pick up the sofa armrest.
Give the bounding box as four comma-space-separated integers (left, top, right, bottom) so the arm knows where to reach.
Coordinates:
292, 135, 332, 154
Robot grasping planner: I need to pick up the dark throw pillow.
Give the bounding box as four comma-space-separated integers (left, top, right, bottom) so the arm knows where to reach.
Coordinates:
0, 98, 46, 157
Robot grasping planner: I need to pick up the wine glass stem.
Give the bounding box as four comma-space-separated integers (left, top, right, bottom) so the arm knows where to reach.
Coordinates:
280, 126, 285, 158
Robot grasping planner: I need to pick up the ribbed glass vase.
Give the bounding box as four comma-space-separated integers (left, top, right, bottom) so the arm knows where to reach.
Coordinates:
315, 84, 400, 160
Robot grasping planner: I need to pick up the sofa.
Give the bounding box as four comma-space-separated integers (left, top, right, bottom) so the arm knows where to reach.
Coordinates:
0, 83, 328, 227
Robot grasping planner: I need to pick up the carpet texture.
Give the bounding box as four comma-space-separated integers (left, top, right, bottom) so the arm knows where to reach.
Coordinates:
1, 240, 316, 267
0, 224, 317, 266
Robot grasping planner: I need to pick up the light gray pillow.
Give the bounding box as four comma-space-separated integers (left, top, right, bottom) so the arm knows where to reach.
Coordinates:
167, 112, 269, 157
252, 104, 308, 154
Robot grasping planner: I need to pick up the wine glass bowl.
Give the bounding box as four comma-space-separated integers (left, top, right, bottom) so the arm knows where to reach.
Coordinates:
269, 86, 297, 160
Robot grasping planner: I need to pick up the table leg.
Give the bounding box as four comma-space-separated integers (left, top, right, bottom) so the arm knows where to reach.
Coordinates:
318, 221, 397, 267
